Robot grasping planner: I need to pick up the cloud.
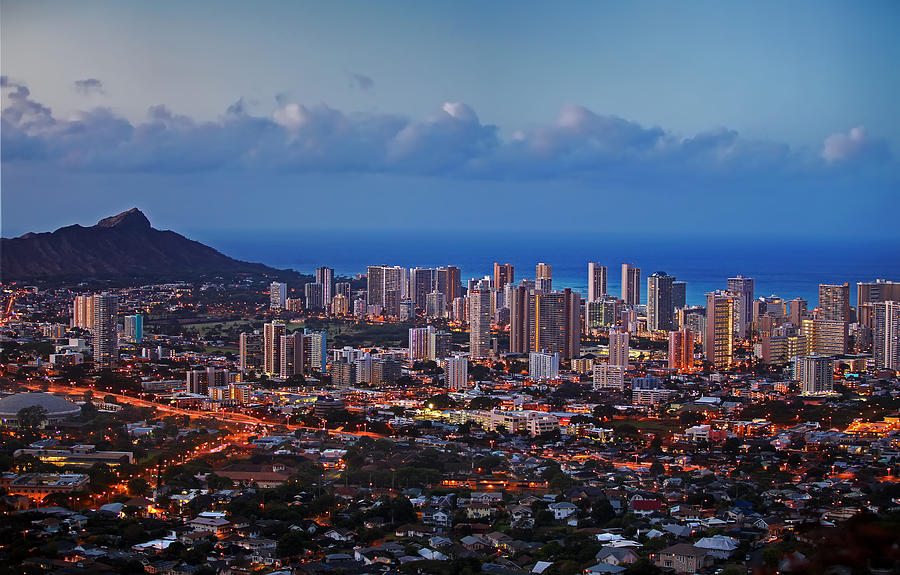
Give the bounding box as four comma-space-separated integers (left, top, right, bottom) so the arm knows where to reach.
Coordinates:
74, 78, 106, 96
821, 126, 890, 164
1, 78, 894, 185
349, 73, 374, 91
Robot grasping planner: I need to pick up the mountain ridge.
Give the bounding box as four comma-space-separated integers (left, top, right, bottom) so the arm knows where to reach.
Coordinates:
1, 208, 298, 281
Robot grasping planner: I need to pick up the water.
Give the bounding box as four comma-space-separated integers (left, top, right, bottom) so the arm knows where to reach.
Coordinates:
201, 230, 900, 307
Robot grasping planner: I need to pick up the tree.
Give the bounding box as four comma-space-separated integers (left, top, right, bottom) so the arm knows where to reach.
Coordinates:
127, 477, 150, 496
206, 473, 234, 491
17, 405, 48, 429
649, 461, 666, 477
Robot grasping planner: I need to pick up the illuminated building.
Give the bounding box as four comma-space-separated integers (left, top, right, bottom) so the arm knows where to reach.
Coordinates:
124, 314, 143, 343
435, 266, 462, 310
446, 355, 468, 390
239, 332, 263, 373
536, 262, 552, 292
593, 363, 624, 390
874, 301, 900, 370
588, 262, 608, 303
187, 367, 233, 395
469, 279, 492, 359
647, 271, 675, 332
668, 328, 694, 371
425, 291, 446, 318
367, 265, 405, 317
263, 321, 285, 375
608, 327, 629, 367
760, 334, 807, 365
331, 293, 349, 316
303, 329, 327, 372
315, 266, 334, 304
704, 291, 735, 369
788, 297, 808, 326
529, 350, 560, 380
586, 296, 622, 332
409, 267, 436, 311
727, 275, 754, 338
795, 355, 834, 394
621, 263, 641, 306
493, 263, 514, 291
72, 295, 95, 330
335, 281, 352, 302
858, 279, 900, 307
818, 283, 850, 322
409, 326, 435, 361
92, 292, 119, 369
399, 299, 415, 320
800, 318, 847, 356
269, 282, 287, 310
279, 332, 306, 378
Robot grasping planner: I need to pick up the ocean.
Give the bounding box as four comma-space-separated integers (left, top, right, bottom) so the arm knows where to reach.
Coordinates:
201, 230, 900, 308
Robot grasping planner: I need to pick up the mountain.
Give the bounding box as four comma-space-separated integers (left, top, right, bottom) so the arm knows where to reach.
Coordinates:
1, 208, 293, 281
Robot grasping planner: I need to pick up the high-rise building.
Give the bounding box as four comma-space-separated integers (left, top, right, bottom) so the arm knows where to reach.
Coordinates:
647, 272, 675, 332
858, 280, 900, 311
263, 321, 285, 375
529, 351, 560, 380
608, 327, 629, 367
818, 283, 850, 323
72, 295, 95, 330
668, 328, 694, 372
528, 289, 581, 359
493, 263, 515, 291
588, 263, 608, 303
593, 363, 625, 391
672, 281, 687, 310
800, 318, 847, 356
331, 293, 349, 316
303, 329, 327, 372
315, 267, 334, 304
469, 279, 492, 359
279, 332, 306, 379
727, 275, 754, 339
239, 332, 263, 373
445, 355, 468, 390
874, 301, 900, 371
269, 282, 288, 310
536, 262, 552, 292
124, 314, 143, 344
366, 265, 405, 316
435, 266, 461, 310
335, 282, 352, 302
425, 291, 446, 319
705, 291, 735, 369
409, 326, 435, 361
795, 355, 834, 395
788, 298, 808, 326
621, 263, 641, 306
586, 297, 622, 332
92, 293, 119, 369
409, 268, 436, 311
304, 283, 325, 309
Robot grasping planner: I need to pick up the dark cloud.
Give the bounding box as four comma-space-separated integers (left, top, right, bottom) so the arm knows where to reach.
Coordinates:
1, 79, 894, 185
349, 73, 375, 91
74, 78, 106, 96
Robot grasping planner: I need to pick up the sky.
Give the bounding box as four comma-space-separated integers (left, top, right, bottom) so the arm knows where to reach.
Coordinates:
2, 0, 899, 239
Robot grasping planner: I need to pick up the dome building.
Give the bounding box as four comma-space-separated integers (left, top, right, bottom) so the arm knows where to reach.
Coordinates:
0, 393, 82, 427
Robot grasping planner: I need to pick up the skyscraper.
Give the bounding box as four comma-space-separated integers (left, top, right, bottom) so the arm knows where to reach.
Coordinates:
726, 275, 754, 338
795, 355, 834, 395
529, 351, 560, 380
874, 301, 900, 371
409, 326, 435, 361
425, 291, 446, 319
269, 282, 287, 310
335, 281, 352, 302
788, 298, 808, 326
509, 286, 580, 359
536, 262, 552, 292
705, 291, 735, 369
304, 283, 325, 309
668, 328, 694, 372
672, 281, 687, 310
315, 267, 334, 304
647, 272, 675, 332
468, 279, 492, 359
239, 332, 263, 373
608, 327, 630, 367
493, 263, 514, 291
435, 266, 462, 309
621, 263, 641, 306
124, 314, 143, 343
801, 318, 848, 356
72, 295, 95, 330
588, 263, 608, 303
367, 265, 405, 316
446, 355, 468, 390
280, 332, 307, 379
409, 267, 436, 311
818, 283, 850, 322
304, 329, 327, 372
92, 293, 119, 369
263, 321, 285, 375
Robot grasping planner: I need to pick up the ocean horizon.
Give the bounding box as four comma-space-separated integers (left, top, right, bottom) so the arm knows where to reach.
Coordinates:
199, 230, 900, 308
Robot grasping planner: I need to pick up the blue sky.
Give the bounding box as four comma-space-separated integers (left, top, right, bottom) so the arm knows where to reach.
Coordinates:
2, 0, 898, 239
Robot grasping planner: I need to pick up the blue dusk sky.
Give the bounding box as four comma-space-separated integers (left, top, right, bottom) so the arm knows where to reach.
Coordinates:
1, 0, 898, 240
